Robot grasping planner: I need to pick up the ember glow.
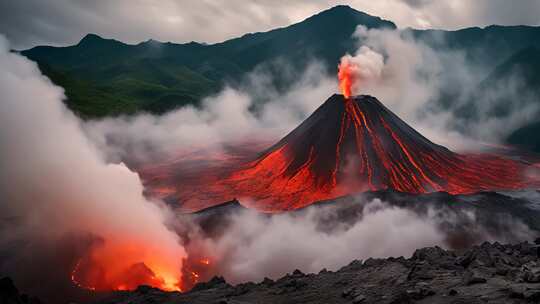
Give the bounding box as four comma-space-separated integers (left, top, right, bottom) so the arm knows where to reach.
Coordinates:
140, 94, 540, 212
180, 254, 214, 291
69, 241, 182, 292
338, 59, 354, 98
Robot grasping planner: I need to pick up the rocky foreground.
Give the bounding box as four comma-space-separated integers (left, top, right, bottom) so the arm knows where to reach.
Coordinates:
101, 241, 540, 303
4, 241, 540, 304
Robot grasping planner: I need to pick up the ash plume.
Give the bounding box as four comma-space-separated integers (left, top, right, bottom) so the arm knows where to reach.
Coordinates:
338, 45, 384, 97
343, 25, 540, 149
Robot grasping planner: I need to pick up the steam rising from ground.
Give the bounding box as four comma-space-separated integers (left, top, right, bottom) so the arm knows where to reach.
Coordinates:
205, 200, 444, 282
0, 36, 185, 295
180, 197, 535, 286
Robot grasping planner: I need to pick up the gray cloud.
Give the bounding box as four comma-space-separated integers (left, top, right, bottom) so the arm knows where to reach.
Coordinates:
400, 0, 433, 8
395, 0, 540, 29
1, 0, 539, 49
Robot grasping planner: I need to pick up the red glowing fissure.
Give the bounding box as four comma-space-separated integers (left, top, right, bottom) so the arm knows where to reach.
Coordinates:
70, 254, 214, 292
70, 258, 181, 292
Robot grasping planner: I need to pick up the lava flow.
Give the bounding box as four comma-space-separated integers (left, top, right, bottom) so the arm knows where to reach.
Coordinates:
71, 259, 179, 292
140, 93, 540, 212
179, 256, 214, 291
69, 240, 184, 292
338, 59, 354, 98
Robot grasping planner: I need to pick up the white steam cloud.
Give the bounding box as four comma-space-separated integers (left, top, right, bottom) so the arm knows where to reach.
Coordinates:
0, 36, 185, 292
209, 200, 444, 282
182, 198, 535, 285
85, 63, 336, 163
339, 45, 384, 92
340, 25, 540, 149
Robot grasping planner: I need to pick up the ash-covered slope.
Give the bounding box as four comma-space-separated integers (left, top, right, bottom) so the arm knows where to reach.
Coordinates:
216, 94, 535, 210
141, 94, 539, 212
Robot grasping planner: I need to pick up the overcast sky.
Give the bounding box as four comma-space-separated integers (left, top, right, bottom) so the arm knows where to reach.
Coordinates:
2, 0, 540, 49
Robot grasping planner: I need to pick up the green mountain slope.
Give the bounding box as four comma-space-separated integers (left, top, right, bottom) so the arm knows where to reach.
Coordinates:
20, 5, 395, 118
23, 36, 220, 117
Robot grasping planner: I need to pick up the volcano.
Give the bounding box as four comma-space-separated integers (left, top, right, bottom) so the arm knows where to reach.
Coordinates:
141, 94, 539, 212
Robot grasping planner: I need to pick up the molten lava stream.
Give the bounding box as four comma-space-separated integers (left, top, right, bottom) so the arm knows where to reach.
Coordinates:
70, 240, 183, 292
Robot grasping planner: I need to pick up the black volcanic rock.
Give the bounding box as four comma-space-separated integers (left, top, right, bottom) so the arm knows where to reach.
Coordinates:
191, 276, 230, 292
93, 241, 540, 304
0, 277, 40, 304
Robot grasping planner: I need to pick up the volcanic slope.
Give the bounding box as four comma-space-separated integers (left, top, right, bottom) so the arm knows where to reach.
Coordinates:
141, 94, 539, 211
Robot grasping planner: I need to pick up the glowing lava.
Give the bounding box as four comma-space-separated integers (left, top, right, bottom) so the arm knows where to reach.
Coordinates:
70, 241, 183, 292
338, 60, 354, 98
140, 94, 540, 212
180, 255, 214, 291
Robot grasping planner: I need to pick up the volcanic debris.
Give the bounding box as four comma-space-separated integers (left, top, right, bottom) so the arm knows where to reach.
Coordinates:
89, 240, 540, 304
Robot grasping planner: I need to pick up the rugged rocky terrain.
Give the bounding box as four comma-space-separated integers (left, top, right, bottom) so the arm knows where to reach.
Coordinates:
3, 241, 540, 303
3, 189, 540, 304
0, 277, 41, 304
78, 241, 540, 304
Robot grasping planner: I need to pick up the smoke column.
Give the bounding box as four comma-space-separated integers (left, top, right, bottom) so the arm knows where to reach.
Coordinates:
338, 46, 384, 97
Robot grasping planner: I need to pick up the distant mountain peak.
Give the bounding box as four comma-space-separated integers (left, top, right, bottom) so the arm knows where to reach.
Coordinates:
305, 5, 396, 29
77, 33, 124, 47
326, 4, 355, 11
78, 33, 103, 44
139, 38, 163, 46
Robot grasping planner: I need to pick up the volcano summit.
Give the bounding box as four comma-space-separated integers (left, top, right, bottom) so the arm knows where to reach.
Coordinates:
141, 94, 539, 211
